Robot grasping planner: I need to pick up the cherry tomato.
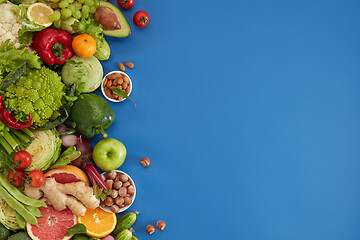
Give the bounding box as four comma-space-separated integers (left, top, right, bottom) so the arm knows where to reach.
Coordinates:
133, 10, 149, 28
117, 0, 134, 9
8, 169, 26, 187
28, 170, 46, 188
13, 150, 32, 169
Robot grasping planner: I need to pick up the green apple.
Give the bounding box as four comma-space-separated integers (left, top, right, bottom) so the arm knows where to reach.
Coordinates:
92, 138, 126, 171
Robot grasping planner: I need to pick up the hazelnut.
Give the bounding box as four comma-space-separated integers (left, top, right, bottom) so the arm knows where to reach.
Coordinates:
156, 221, 166, 230
110, 189, 118, 198
115, 196, 125, 206
127, 185, 135, 195
119, 187, 127, 197
123, 181, 131, 188
113, 180, 123, 189
100, 201, 106, 208
106, 171, 117, 180
101, 174, 106, 182
110, 205, 120, 213
146, 225, 155, 235
105, 180, 113, 189
124, 197, 132, 206
118, 174, 128, 183
140, 157, 150, 167
104, 197, 114, 206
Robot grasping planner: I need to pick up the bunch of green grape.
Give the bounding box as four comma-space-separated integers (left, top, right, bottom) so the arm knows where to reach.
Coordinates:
48, 0, 100, 28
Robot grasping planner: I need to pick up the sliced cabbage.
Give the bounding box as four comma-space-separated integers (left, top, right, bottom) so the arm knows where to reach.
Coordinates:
0, 196, 20, 231
25, 129, 62, 171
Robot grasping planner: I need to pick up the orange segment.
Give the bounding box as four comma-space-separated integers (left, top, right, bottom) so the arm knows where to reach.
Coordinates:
77, 207, 117, 238
45, 165, 90, 186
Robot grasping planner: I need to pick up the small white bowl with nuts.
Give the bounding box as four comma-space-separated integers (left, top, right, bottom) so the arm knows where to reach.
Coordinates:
101, 71, 132, 102
100, 170, 136, 213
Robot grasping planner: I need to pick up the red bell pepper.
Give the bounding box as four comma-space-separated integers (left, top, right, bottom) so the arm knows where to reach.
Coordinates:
0, 96, 33, 130
32, 28, 74, 65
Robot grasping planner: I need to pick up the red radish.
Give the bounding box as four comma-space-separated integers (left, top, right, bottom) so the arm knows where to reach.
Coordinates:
26, 200, 77, 240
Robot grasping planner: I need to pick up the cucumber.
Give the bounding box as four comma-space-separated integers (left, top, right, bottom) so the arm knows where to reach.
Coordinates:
115, 229, 132, 240
132, 236, 139, 240
111, 212, 137, 237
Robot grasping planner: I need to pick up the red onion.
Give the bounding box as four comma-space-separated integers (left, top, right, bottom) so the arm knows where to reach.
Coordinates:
102, 235, 115, 240
60, 134, 78, 147
71, 136, 93, 167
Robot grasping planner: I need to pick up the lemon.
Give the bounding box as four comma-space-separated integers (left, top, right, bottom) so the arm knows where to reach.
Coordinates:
27, 3, 54, 27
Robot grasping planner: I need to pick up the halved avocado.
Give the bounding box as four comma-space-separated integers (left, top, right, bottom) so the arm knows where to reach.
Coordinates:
95, 1, 131, 38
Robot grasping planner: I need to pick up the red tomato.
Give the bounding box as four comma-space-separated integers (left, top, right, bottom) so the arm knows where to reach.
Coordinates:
28, 170, 46, 188
8, 169, 26, 187
13, 150, 32, 169
117, 0, 134, 9
133, 10, 150, 28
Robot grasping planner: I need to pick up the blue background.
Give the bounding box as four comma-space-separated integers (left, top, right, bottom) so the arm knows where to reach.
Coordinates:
94, 0, 360, 239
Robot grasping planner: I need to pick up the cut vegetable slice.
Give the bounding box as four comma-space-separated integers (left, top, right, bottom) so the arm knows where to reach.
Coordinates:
77, 207, 116, 238
27, 3, 54, 27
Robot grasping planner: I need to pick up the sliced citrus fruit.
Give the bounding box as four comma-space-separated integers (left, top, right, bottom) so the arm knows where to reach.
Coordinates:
26, 201, 77, 240
77, 207, 117, 238
27, 3, 54, 27
45, 165, 90, 186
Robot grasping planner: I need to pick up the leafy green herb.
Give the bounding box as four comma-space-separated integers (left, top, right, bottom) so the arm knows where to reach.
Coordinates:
63, 223, 87, 236
66, 59, 83, 67
0, 63, 27, 91
73, 72, 84, 79
94, 184, 111, 201
49, 146, 81, 169
112, 88, 137, 108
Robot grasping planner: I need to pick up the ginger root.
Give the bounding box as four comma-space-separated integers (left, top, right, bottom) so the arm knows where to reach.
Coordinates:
24, 178, 100, 216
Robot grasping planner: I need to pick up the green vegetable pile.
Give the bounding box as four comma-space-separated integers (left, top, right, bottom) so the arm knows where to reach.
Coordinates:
4, 67, 66, 127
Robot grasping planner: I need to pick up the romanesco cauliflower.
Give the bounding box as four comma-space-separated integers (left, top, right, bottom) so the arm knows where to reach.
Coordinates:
4, 66, 66, 127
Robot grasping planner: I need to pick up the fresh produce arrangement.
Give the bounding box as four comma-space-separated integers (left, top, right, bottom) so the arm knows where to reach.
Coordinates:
0, 0, 163, 239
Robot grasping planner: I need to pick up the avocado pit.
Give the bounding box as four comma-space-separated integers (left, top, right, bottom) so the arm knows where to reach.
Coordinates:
95, 7, 121, 30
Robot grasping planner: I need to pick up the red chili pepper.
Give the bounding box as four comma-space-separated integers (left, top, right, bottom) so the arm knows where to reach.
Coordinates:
0, 96, 33, 129
32, 28, 74, 65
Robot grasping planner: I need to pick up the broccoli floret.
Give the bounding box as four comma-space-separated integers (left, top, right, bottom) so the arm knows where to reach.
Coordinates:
4, 67, 66, 127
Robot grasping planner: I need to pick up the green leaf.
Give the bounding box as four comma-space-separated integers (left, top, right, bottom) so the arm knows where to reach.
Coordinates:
63, 223, 87, 236
112, 88, 137, 108
49, 146, 81, 169
0, 63, 27, 91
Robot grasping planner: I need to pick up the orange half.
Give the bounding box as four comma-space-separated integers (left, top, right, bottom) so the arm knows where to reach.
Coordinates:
77, 207, 117, 238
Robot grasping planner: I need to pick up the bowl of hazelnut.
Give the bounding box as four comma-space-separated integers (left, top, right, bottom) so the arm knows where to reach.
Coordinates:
100, 170, 136, 213
101, 71, 132, 102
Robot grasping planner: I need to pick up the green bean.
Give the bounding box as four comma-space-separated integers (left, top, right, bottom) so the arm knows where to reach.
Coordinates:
0, 185, 38, 226
24, 205, 43, 218
0, 173, 46, 208
14, 210, 25, 229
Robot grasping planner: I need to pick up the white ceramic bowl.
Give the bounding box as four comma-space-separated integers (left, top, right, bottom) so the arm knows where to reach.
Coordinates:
101, 71, 132, 103
100, 170, 136, 213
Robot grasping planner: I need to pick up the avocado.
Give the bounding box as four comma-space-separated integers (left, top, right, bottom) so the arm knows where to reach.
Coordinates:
95, 1, 131, 38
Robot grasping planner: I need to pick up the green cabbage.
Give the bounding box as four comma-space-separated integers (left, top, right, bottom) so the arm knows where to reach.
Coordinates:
24, 129, 61, 171
0, 197, 20, 231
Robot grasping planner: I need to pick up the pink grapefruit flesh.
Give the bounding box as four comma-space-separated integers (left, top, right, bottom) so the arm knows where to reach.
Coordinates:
26, 201, 77, 240
46, 173, 82, 184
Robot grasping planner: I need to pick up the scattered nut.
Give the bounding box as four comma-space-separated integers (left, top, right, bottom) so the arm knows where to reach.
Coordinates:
100, 201, 106, 208
156, 221, 166, 230
146, 225, 155, 235
102, 72, 132, 101
118, 62, 125, 71
125, 62, 134, 69
140, 157, 150, 167
123, 181, 131, 188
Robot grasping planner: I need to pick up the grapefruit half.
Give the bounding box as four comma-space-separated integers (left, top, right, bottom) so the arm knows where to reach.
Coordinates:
26, 201, 77, 240
45, 165, 90, 186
